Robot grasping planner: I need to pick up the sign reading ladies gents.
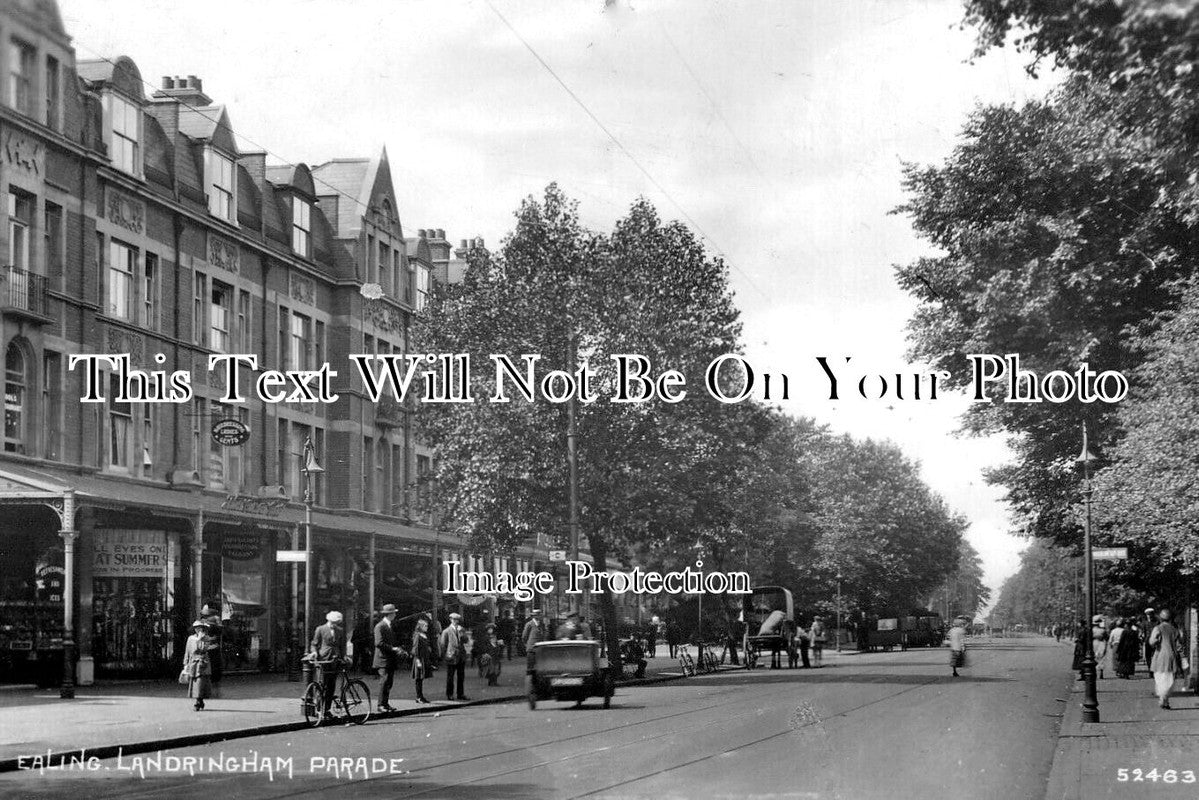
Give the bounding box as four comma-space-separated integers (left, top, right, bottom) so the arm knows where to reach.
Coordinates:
211, 418, 251, 446
93, 530, 167, 578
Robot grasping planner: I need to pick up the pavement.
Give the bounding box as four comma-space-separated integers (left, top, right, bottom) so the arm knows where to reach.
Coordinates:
1044, 655, 1199, 800
0, 643, 781, 773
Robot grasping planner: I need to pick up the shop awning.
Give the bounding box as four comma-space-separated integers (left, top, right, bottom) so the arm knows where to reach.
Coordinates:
0, 464, 455, 545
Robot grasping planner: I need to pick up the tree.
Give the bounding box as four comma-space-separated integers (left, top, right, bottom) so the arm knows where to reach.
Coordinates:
802, 435, 967, 616
1093, 278, 1199, 604
895, 71, 1199, 545
415, 186, 755, 665
926, 540, 990, 621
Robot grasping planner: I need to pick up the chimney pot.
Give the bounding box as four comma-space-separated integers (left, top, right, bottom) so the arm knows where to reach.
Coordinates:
437, 228, 445, 239
188, 75, 202, 91
460, 239, 467, 249
418, 229, 427, 238
162, 76, 174, 89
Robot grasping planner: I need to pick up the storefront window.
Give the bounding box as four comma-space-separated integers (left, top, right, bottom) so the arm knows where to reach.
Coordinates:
91, 529, 173, 677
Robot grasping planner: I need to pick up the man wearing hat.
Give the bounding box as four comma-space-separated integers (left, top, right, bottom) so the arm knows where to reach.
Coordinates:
373, 604, 404, 712
523, 608, 545, 672
439, 612, 469, 701
311, 610, 346, 717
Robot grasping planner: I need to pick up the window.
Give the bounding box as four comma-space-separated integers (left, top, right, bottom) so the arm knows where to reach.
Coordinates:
193, 272, 207, 345
391, 443, 403, 515
416, 454, 432, 519
276, 418, 288, 488
8, 190, 30, 271
208, 402, 245, 491
416, 265, 431, 311
288, 423, 307, 498
375, 437, 386, 512
392, 250, 401, 300
378, 241, 390, 293
108, 373, 131, 469
278, 307, 289, 369
109, 94, 140, 175
9, 39, 34, 116
141, 403, 154, 476
107, 240, 136, 320
43, 351, 60, 460
237, 290, 251, 352
45, 56, 60, 130
291, 198, 310, 256
289, 312, 310, 372
314, 320, 325, 367
207, 149, 235, 221
364, 437, 375, 511
210, 283, 231, 352
405, 260, 414, 305
142, 253, 158, 329
4, 343, 27, 453
192, 398, 205, 474
44, 203, 63, 280
366, 235, 376, 284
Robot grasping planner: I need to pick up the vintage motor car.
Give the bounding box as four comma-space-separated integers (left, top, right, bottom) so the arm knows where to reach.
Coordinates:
526, 640, 614, 709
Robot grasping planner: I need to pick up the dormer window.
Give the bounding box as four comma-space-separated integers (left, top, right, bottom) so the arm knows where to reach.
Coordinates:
292, 198, 310, 256
106, 93, 141, 175
206, 149, 236, 222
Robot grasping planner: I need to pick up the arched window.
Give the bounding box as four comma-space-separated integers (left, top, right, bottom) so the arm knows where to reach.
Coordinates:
4, 342, 28, 453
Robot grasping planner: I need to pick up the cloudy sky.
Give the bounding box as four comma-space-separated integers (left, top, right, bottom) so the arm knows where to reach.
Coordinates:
60, 0, 1057, 604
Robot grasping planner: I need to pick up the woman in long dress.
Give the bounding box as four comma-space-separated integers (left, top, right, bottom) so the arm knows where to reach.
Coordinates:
1113, 619, 1137, 679
1149, 609, 1186, 710
183, 620, 215, 711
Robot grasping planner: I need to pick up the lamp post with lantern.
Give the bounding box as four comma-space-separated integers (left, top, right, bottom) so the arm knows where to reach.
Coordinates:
301, 437, 324, 648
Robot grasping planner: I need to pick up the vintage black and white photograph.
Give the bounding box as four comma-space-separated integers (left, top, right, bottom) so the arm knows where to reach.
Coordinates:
0, 1, 1197, 798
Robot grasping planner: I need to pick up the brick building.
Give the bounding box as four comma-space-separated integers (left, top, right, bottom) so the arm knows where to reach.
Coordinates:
0, 0, 543, 689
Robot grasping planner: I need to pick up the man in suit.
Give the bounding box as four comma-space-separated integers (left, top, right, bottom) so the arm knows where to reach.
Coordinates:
310, 610, 346, 718
439, 612, 468, 701
373, 604, 403, 712
523, 608, 545, 672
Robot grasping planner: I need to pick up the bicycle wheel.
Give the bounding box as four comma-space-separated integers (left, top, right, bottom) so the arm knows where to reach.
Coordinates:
302, 682, 325, 727
342, 679, 372, 725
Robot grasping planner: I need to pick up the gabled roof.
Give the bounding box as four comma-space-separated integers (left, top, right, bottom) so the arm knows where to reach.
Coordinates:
311, 146, 401, 240
178, 104, 239, 156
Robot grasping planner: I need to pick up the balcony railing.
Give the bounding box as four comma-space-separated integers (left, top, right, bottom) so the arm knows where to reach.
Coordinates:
0, 266, 49, 319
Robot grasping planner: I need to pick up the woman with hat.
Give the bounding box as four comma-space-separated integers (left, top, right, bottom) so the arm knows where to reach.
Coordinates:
182, 620, 215, 711
1149, 608, 1187, 709
410, 616, 432, 703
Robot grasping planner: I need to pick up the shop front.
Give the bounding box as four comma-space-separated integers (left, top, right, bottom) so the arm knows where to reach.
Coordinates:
200, 524, 286, 673
374, 541, 434, 645
0, 505, 66, 686
90, 527, 179, 678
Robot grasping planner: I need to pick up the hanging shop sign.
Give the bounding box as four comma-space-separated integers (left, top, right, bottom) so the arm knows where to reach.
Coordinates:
93, 530, 167, 578
211, 418, 251, 446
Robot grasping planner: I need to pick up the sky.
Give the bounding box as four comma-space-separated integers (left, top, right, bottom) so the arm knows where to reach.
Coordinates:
58, 0, 1058, 607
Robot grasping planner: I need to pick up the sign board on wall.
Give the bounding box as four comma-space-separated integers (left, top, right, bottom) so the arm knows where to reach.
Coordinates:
92, 530, 167, 578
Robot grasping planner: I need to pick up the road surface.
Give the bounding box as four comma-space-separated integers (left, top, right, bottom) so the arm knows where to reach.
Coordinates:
2, 637, 1070, 799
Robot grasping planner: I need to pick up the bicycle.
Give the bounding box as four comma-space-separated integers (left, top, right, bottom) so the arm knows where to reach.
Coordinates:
677, 645, 696, 677
700, 643, 719, 673
302, 658, 372, 727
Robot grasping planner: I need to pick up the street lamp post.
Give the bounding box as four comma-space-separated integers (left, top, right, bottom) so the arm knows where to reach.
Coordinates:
1079, 424, 1100, 723
301, 437, 325, 650
835, 573, 843, 653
